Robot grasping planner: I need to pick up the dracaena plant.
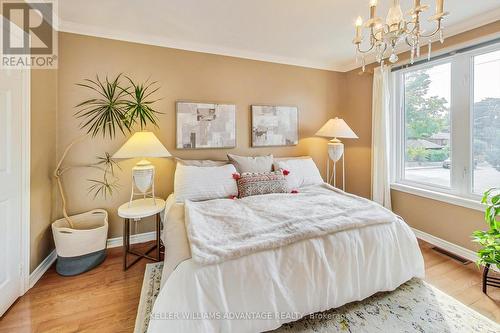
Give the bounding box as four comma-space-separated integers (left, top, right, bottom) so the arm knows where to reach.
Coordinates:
55, 74, 161, 228
472, 188, 500, 269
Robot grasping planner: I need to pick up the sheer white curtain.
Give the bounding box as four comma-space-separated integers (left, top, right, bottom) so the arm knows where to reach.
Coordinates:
371, 66, 392, 209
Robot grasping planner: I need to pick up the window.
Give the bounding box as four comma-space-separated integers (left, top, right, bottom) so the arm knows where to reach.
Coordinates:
472, 50, 500, 195
393, 42, 500, 205
402, 62, 451, 188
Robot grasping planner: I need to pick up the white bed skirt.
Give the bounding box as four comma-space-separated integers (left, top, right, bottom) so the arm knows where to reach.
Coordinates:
148, 218, 424, 333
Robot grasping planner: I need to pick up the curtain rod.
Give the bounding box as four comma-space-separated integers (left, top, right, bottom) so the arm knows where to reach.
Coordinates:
391, 37, 500, 72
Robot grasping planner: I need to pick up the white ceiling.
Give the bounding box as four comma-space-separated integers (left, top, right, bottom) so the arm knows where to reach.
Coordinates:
58, 0, 500, 72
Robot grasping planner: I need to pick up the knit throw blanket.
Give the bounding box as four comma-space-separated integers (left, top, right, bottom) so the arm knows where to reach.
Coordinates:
185, 184, 398, 265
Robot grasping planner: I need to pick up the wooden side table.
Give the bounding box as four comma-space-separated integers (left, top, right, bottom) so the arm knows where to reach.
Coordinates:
118, 198, 166, 271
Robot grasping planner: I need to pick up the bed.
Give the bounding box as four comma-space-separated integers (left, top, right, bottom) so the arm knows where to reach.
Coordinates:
147, 159, 424, 333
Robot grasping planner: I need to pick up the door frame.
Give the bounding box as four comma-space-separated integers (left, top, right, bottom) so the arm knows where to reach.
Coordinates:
8, 18, 32, 294
20, 66, 31, 294
0, 18, 31, 313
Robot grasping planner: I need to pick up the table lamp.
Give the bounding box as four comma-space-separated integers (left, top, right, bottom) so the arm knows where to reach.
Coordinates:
112, 131, 171, 206
315, 117, 358, 190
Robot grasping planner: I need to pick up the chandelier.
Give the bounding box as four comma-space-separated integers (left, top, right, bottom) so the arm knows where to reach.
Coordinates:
353, 0, 448, 70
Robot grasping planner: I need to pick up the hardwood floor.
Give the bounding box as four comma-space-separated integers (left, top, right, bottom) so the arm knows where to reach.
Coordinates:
0, 240, 498, 332
418, 240, 499, 322
0, 243, 154, 333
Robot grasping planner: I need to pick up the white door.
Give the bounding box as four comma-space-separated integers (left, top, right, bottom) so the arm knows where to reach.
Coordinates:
0, 42, 29, 317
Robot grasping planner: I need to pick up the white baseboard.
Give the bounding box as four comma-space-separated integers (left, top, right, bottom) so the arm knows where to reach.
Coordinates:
29, 249, 56, 289
29, 231, 156, 289
412, 228, 478, 263
106, 231, 157, 248
412, 227, 499, 272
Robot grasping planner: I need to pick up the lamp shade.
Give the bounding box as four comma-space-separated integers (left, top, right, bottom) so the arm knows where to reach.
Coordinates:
315, 117, 358, 139
112, 131, 171, 159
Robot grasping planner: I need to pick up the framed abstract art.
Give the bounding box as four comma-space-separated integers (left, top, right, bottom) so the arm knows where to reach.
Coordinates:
176, 102, 236, 149
251, 105, 299, 147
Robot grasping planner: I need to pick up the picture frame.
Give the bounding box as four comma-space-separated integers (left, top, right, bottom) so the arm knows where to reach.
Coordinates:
251, 105, 299, 147
176, 101, 236, 149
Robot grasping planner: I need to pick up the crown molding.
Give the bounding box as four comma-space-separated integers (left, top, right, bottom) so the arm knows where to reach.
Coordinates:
57, 7, 499, 73
58, 19, 346, 72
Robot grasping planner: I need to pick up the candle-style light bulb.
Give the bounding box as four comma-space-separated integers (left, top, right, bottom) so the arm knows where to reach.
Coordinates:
354, 16, 363, 42
386, 0, 404, 31
355, 16, 363, 27
414, 0, 421, 8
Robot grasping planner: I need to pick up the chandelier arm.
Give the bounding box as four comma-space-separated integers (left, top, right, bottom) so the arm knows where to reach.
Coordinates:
370, 26, 387, 44
420, 19, 442, 39
356, 42, 376, 54
405, 20, 420, 36
406, 9, 422, 34
371, 35, 383, 44
405, 35, 417, 48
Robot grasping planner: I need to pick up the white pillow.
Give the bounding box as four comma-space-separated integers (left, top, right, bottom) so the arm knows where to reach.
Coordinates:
174, 163, 238, 202
175, 158, 227, 167
273, 158, 323, 189
227, 153, 273, 173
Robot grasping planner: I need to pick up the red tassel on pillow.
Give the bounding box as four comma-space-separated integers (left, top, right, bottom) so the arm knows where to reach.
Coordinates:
229, 195, 238, 200
282, 169, 290, 176
291, 189, 299, 194
232, 173, 241, 180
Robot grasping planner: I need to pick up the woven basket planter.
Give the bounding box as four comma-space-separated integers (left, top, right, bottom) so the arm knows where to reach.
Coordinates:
51, 209, 108, 276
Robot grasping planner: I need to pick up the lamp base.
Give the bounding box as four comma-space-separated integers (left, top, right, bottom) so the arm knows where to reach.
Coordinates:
326, 140, 346, 191
130, 161, 156, 207
327, 140, 344, 162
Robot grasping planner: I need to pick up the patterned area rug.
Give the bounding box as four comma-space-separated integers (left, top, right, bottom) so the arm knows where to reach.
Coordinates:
135, 263, 499, 333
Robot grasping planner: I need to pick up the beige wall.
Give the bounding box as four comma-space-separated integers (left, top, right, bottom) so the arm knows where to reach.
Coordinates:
30, 22, 499, 271
342, 21, 500, 251
30, 69, 57, 272
392, 191, 484, 250
55, 32, 345, 239
339, 69, 373, 198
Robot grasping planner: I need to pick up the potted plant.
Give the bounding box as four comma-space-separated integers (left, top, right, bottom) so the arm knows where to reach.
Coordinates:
471, 187, 499, 293
52, 74, 160, 276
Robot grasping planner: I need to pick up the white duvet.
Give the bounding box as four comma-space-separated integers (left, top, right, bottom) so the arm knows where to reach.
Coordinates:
148, 186, 425, 333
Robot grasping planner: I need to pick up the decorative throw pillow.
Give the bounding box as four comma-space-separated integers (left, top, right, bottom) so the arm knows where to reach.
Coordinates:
273, 157, 323, 189
236, 171, 289, 198
227, 154, 273, 174
174, 163, 238, 202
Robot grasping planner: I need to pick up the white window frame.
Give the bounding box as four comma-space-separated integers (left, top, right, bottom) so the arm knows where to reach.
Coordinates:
391, 41, 500, 212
